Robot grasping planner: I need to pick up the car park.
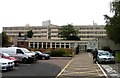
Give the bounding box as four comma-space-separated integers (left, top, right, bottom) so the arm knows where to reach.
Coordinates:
0, 56, 14, 71
97, 50, 115, 63
0, 47, 37, 64
34, 51, 50, 60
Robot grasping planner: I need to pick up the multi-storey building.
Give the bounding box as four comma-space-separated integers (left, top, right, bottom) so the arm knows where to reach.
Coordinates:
3, 25, 106, 41
2, 20, 106, 50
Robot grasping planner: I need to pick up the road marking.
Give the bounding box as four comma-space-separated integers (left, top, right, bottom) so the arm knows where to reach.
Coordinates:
62, 71, 99, 75
102, 65, 118, 77
55, 57, 74, 78
101, 65, 117, 74
97, 62, 109, 78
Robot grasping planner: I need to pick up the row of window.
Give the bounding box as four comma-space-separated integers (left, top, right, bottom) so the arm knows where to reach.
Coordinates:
78, 32, 106, 34
5, 31, 106, 34
79, 36, 106, 38
30, 42, 72, 49
76, 27, 104, 30
3, 26, 105, 30
3, 27, 48, 30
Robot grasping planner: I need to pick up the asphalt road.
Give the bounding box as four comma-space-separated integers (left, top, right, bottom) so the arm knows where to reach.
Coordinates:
2, 57, 72, 78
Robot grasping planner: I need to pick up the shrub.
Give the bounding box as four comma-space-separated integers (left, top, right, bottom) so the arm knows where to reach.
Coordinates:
50, 48, 72, 57
115, 51, 120, 63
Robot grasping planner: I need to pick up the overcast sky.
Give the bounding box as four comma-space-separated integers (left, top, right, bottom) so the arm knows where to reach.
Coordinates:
0, 0, 113, 33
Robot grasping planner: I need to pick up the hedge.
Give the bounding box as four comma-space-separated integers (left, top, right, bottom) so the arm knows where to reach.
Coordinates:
115, 51, 120, 63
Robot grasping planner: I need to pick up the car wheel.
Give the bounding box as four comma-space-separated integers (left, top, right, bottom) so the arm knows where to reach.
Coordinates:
22, 58, 28, 64
42, 57, 45, 60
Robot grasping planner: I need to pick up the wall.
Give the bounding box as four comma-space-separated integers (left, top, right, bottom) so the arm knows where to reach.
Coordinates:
98, 38, 120, 50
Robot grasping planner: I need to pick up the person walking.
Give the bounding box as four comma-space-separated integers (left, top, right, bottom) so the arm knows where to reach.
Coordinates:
93, 48, 98, 63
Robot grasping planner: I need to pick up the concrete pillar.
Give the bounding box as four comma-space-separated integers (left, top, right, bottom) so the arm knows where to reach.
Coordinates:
46, 42, 47, 49
28, 42, 30, 47
41, 42, 43, 48
60, 43, 61, 48
33, 42, 35, 48
69, 43, 70, 49
37, 42, 39, 49
55, 43, 56, 49
64, 43, 66, 48
50, 42, 52, 48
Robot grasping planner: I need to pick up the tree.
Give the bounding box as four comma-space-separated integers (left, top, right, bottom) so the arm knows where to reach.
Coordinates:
104, 1, 120, 44
2, 32, 10, 47
58, 24, 80, 40
26, 30, 34, 38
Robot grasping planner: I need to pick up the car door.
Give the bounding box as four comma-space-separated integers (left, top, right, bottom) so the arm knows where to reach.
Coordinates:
15, 49, 25, 61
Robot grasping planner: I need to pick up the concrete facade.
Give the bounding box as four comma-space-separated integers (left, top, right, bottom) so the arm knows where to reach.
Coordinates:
3, 21, 106, 41
98, 38, 120, 50
2, 20, 106, 50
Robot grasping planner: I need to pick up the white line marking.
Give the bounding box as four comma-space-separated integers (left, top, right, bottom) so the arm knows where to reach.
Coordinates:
55, 57, 74, 78
97, 62, 109, 78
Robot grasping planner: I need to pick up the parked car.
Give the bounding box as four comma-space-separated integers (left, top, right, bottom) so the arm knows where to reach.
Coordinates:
97, 50, 115, 63
0, 52, 19, 66
0, 47, 37, 64
34, 51, 50, 60
0, 56, 15, 71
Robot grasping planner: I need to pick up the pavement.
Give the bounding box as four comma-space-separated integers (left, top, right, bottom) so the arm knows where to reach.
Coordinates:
56, 52, 106, 78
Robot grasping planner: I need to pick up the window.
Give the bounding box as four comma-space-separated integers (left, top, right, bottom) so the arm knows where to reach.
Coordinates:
39, 42, 42, 48
35, 42, 37, 48
17, 49, 24, 54
21, 42, 24, 45
47, 42, 50, 48
30, 42, 33, 48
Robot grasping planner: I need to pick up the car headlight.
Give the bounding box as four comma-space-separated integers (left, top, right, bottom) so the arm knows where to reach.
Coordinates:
2, 63, 7, 65
46, 54, 49, 57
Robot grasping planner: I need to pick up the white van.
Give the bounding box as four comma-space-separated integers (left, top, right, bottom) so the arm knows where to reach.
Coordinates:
0, 47, 36, 63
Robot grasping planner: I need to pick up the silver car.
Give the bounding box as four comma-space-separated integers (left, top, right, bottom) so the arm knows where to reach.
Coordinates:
97, 50, 115, 63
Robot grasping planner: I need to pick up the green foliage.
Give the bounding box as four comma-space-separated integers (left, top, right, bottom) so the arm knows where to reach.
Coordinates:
50, 49, 70, 57
104, 1, 120, 44
2, 32, 10, 47
115, 51, 120, 62
58, 24, 80, 40
26, 30, 33, 38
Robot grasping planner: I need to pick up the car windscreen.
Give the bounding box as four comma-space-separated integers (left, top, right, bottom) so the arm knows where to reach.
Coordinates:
22, 48, 31, 53
98, 52, 110, 56
34, 51, 42, 54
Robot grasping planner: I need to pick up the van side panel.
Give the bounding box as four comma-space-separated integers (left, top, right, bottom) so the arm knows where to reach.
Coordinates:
1, 48, 16, 55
